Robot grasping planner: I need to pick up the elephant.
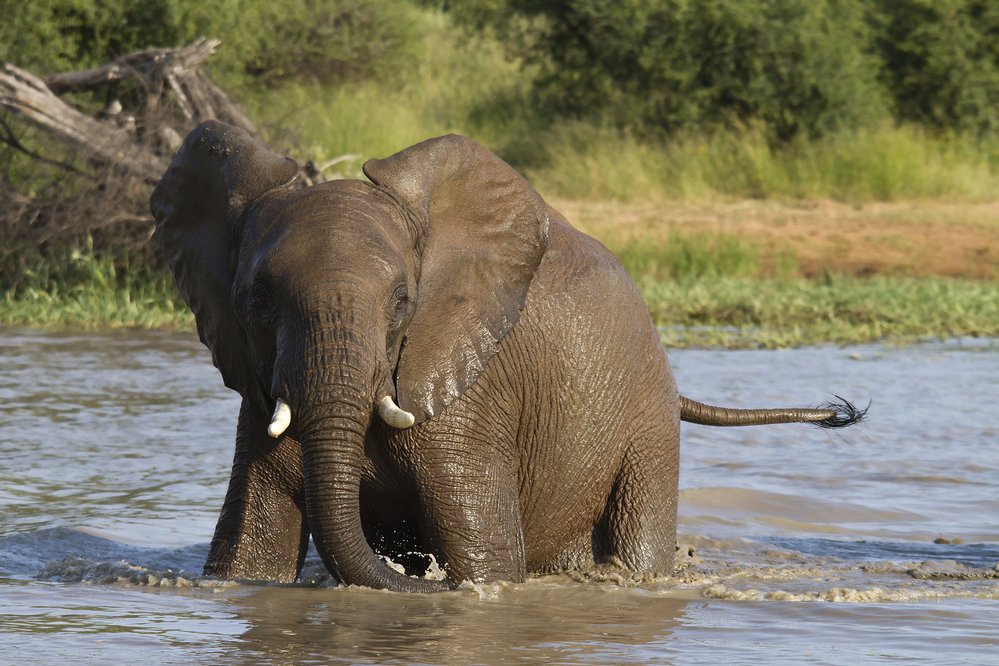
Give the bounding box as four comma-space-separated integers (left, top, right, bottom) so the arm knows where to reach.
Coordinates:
150, 120, 863, 592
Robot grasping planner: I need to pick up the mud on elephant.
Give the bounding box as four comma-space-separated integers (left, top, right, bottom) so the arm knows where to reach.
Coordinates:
150, 121, 864, 592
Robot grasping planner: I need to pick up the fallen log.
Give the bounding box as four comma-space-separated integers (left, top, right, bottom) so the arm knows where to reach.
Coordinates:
0, 39, 361, 289
0, 39, 268, 287
1, 62, 167, 183
0, 38, 256, 183
42, 38, 221, 95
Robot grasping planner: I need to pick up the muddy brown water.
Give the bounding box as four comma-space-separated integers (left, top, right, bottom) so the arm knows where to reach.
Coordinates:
1, 329, 996, 663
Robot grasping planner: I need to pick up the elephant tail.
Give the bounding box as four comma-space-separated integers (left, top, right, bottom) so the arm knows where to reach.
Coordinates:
680, 395, 867, 428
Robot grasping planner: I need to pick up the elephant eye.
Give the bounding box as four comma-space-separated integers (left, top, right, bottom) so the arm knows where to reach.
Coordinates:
389, 284, 410, 324
249, 280, 275, 321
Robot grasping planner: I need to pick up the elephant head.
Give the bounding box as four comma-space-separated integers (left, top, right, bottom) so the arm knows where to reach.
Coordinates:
151, 121, 549, 591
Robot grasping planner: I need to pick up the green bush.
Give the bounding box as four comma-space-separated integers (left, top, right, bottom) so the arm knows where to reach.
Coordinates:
447, 0, 999, 140
0, 0, 418, 87
0, 1, 178, 72
872, 0, 999, 135
182, 0, 420, 87
448, 0, 886, 141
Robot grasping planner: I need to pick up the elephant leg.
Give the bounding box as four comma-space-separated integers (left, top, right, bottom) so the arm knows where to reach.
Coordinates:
601, 433, 680, 575
537, 529, 598, 574
407, 432, 526, 583
205, 400, 309, 582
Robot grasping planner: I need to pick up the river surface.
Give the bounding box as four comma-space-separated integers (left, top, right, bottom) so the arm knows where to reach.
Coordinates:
0, 329, 996, 664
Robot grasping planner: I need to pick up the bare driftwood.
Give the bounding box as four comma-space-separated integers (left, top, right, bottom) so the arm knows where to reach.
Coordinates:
0, 39, 266, 287
1, 62, 168, 183
44, 38, 221, 94
0, 38, 258, 184
0, 39, 362, 289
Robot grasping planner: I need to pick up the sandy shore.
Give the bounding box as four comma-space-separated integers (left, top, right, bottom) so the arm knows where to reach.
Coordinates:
556, 199, 999, 279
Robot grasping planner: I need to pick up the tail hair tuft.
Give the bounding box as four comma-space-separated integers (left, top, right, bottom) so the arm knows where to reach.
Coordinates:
815, 395, 869, 429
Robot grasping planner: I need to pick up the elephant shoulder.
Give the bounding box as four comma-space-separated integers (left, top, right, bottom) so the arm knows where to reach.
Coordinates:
513, 205, 667, 386
538, 207, 637, 296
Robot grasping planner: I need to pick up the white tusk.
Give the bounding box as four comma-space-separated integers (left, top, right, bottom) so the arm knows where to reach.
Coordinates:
268, 398, 291, 438
377, 395, 415, 429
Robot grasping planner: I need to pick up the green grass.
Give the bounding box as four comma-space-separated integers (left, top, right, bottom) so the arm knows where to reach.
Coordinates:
0, 251, 191, 330
606, 230, 802, 283
271, 88, 999, 205
614, 233, 765, 281
245, 9, 536, 173
641, 275, 999, 348
3, 230, 995, 347
3, 249, 995, 349
241, 6, 999, 204
1, 285, 189, 329
526, 122, 999, 203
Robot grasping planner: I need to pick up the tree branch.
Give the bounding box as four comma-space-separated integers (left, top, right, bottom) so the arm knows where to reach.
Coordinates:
42, 38, 221, 94
0, 63, 167, 183
0, 38, 261, 184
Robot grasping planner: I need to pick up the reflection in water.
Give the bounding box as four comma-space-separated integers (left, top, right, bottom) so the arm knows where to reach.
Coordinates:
229, 583, 685, 663
0, 330, 997, 663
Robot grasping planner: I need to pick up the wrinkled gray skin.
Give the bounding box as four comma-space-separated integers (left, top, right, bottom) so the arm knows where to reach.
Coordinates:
151, 121, 860, 592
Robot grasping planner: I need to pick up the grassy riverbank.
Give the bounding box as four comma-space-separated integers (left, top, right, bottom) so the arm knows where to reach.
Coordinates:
0, 255, 190, 330
3, 219, 996, 348
3, 272, 994, 349
646, 275, 998, 348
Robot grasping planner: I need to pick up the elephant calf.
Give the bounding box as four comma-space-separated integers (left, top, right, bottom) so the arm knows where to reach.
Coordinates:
151, 121, 863, 591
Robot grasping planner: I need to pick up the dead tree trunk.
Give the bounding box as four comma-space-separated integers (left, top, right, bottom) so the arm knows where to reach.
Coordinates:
0, 39, 275, 288
1, 62, 168, 183
0, 38, 256, 184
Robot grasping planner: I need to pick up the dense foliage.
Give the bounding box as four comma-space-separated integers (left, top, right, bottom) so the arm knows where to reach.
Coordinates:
873, 0, 999, 134
0, 0, 417, 86
446, 0, 999, 140
3, 0, 997, 138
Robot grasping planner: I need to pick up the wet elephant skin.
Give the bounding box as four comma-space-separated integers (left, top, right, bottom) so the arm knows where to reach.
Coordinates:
150, 121, 857, 591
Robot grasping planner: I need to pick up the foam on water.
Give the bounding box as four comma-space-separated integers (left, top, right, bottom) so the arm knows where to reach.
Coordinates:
6, 525, 997, 607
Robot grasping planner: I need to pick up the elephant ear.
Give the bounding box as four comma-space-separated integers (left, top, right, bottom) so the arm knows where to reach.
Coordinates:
363, 134, 549, 422
150, 120, 299, 401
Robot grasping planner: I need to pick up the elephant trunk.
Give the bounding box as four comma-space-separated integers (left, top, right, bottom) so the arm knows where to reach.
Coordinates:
295, 341, 451, 593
